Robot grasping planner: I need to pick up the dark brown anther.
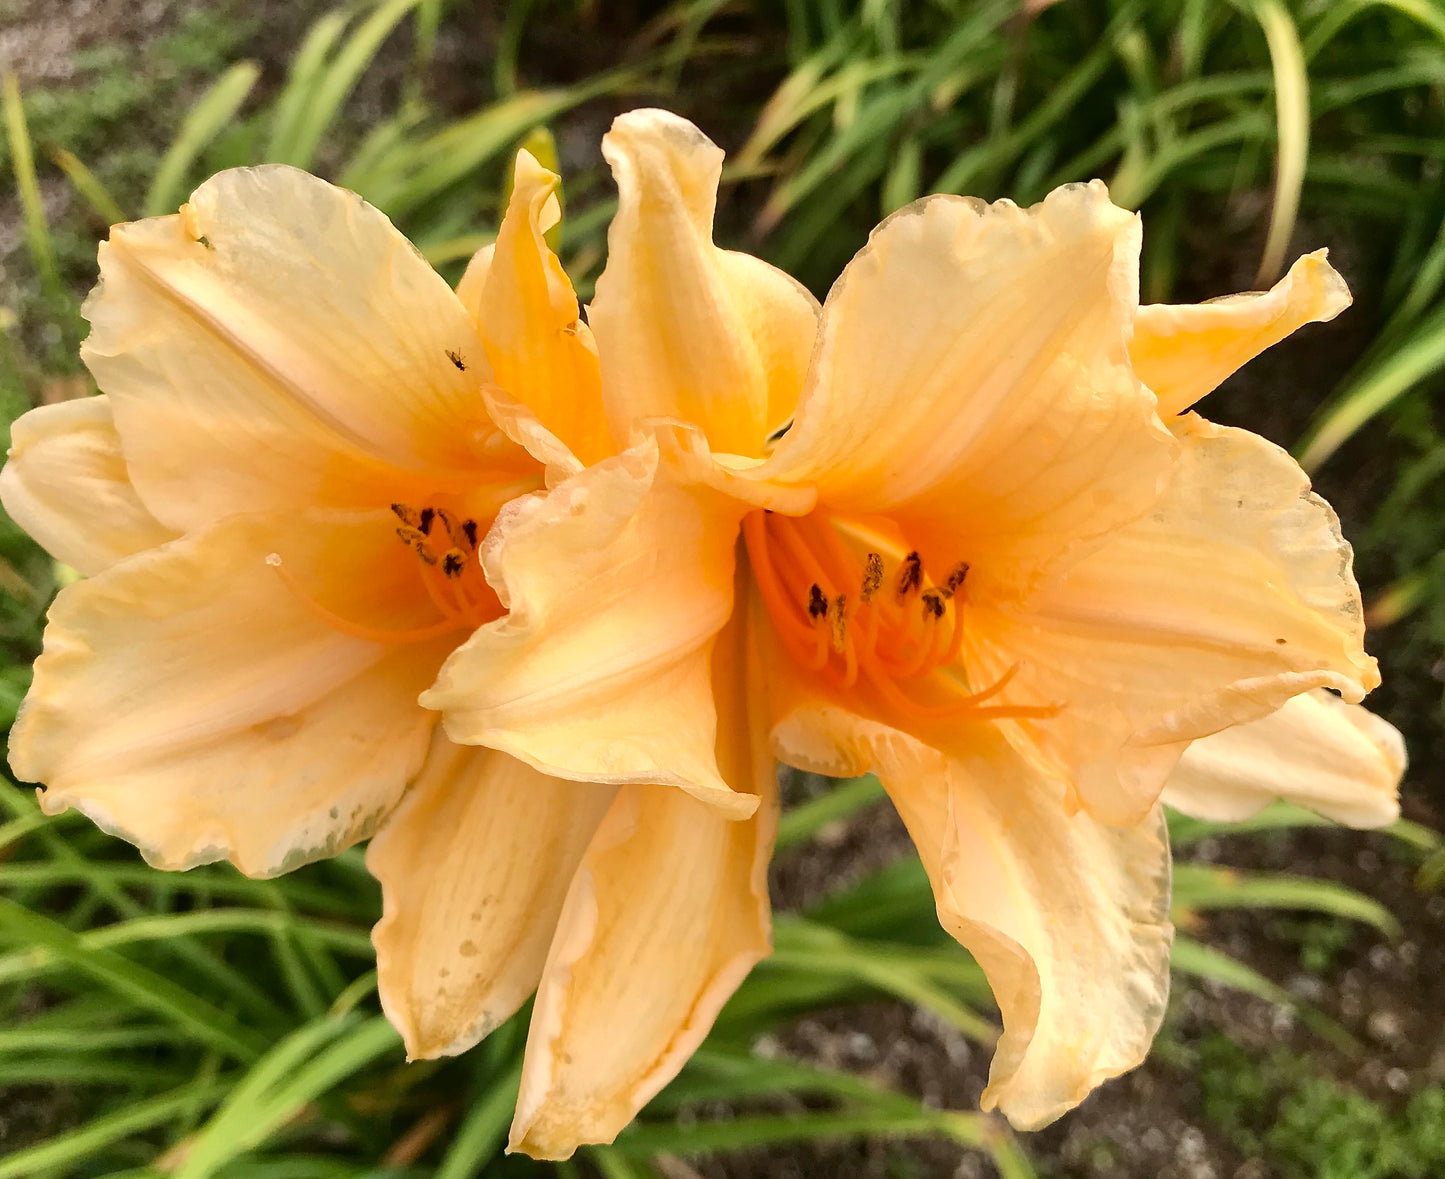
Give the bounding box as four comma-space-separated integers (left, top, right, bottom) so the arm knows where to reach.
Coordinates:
807, 583, 829, 620
942, 562, 970, 598
861, 552, 884, 603
830, 594, 848, 653
435, 507, 471, 550
418, 507, 435, 535
462, 519, 479, 549
442, 550, 467, 578
921, 589, 946, 619
896, 551, 922, 597
391, 503, 421, 528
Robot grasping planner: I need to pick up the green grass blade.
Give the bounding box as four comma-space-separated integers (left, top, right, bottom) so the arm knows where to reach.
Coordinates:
266, 8, 352, 163
775, 775, 886, 852
145, 60, 261, 216
2, 72, 61, 297
48, 146, 127, 223
1172, 865, 1401, 937
1244, 0, 1309, 285
434, 1060, 523, 1179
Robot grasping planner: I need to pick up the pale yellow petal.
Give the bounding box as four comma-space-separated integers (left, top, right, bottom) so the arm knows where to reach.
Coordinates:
1132, 251, 1351, 419
764, 183, 1176, 593
1165, 690, 1403, 828
769, 688, 1171, 1131
509, 606, 777, 1158
466, 150, 613, 467
369, 737, 615, 1058
11, 511, 444, 877
422, 440, 756, 818
0, 396, 176, 574
84, 165, 509, 531
970, 413, 1378, 825
590, 109, 819, 457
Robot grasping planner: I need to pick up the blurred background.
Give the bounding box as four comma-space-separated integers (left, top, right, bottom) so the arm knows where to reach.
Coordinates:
2, 1, 1445, 1176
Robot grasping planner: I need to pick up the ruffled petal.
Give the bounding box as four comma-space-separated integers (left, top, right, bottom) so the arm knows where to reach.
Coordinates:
422, 440, 756, 818
84, 165, 519, 531
1165, 690, 1403, 828
590, 109, 819, 457
0, 396, 175, 574
509, 605, 777, 1158
970, 414, 1378, 825
11, 511, 445, 877
369, 737, 615, 1058
468, 150, 613, 468
765, 183, 1175, 593
1132, 251, 1351, 419
769, 681, 1171, 1131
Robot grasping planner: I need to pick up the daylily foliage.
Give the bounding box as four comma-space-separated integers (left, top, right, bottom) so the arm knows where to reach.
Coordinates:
0, 109, 1404, 1160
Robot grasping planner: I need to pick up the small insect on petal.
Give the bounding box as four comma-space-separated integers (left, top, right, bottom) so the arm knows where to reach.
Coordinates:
446, 349, 467, 371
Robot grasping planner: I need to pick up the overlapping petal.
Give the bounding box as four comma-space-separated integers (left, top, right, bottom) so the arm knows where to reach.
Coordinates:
369, 737, 615, 1059
422, 440, 756, 818
1132, 251, 1351, 419
589, 109, 820, 457
12, 511, 444, 876
967, 414, 1378, 825
84, 166, 524, 532
763, 183, 1176, 595
1165, 690, 1403, 828
765, 627, 1171, 1131
461, 150, 613, 468
0, 395, 176, 574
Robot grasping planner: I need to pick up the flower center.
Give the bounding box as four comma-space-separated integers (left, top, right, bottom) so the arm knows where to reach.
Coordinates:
741, 508, 1051, 721
266, 501, 500, 645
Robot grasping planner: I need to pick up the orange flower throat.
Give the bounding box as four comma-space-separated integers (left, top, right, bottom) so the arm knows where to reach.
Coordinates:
742, 509, 1053, 722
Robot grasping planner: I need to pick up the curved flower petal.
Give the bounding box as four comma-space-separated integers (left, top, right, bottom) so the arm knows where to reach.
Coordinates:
0, 396, 176, 574
84, 165, 516, 531
1165, 690, 1403, 828
11, 510, 444, 877
465, 150, 613, 468
971, 414, 1378, 825
765, 183, 1175, 592
422, 440, 756, 818
590, 109, 820, 457
768, 675, 1171, 1131
369, 737, 615, 1059
1132, 251, 1351, 419
509, 609, 777, 1159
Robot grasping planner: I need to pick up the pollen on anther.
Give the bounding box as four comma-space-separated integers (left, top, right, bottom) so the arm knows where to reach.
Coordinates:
861, 552, 884, 603
391, 503, 421, 528
807, 583, 829, 620
830, 594, 848, 652
896, 551, 922, 597
942, 562, 970, 598
442, 550, 466, 578
921, 589, 946, 619
462, 519, 479, 549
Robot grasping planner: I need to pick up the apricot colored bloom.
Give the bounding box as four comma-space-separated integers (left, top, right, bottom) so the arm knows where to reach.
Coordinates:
424, 110, 1404, 1142
3, 155, 774, 1156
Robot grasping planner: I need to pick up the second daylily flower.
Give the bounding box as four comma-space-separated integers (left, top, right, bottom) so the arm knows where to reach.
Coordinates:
425, 110, 1404, 1143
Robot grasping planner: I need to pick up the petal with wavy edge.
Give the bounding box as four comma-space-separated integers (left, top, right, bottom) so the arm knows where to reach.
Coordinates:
509, 602, 777, 1159
85, 165, 519, 532
1132, 251, 1351, 419
11, 510, 446, 877
0, 397, 176, 575
369, 737, 615, 1059
466, 150, 613, 468
766, 664, 1171, 1132
422, 439, 755, 818
590, 109, 819, 457
764, 184, 1175, 594
1165, 690, 1403, 828
969, 414, 1378, 826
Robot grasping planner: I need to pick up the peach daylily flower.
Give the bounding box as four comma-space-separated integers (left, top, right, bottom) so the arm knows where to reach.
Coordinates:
2, 156, 775, 1157
424, 110, 1403, 1139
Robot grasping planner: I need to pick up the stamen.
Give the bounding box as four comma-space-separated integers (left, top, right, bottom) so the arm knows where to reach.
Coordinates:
942, 561, 969, 598
920, 589, 946, 620
896, 551, 922, 597
807, 583, 829, 620
861, 552, 883, 603
441, 550, 467, 578
829, 594, 848, 654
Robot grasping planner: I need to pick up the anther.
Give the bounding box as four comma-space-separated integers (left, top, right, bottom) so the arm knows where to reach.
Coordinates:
435, 507, 472, 550
419, 507, 435, 535
807, 583, 829, 621
442, 550, 467, 578
921, 589, 946, 619
830, 594, 848, 653
396, 527, 438, 564
391, 503, 421, 528
942, 562, 970, 598
861, 552, 884, 603
462, 519, 479, 549
896, 551, 922, 597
